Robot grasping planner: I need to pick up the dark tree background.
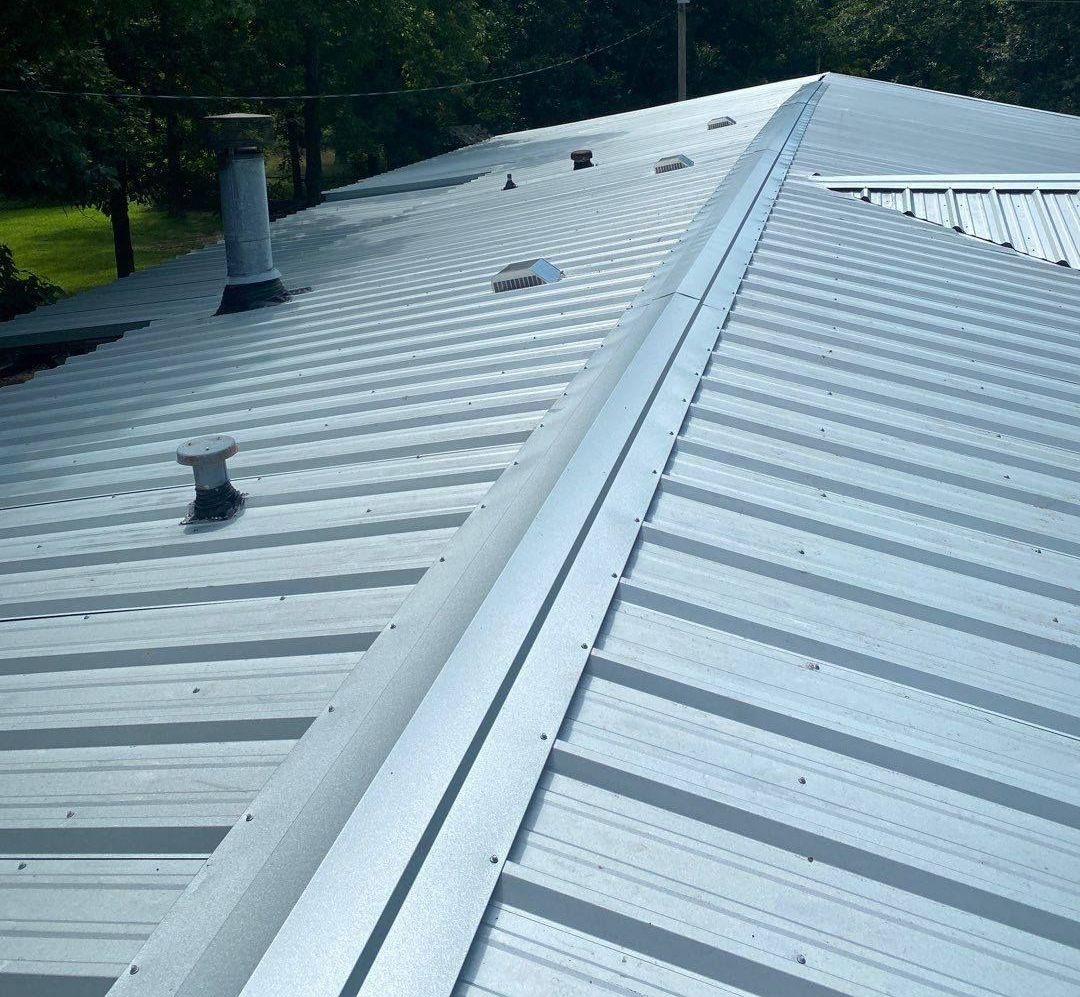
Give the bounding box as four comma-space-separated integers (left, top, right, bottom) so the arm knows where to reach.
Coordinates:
1, 0, 1076, 300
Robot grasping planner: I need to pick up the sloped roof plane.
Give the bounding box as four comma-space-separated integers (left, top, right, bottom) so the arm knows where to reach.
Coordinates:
0, 77, 811, 996
1, 72, 1079, 997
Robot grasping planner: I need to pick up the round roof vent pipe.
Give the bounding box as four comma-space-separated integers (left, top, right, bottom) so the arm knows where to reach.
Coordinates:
571, 149, 594, 170
205, 114, 289, 315
503, 173, 518, 190
176, 434, 245, 524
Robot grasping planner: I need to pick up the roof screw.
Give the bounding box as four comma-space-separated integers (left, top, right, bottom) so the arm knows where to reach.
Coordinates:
245, 813, 254, 822
581, 643, 589, 649
66, 810, 75, 818
502, 173, 517, 190
328, 704, 335, 712
130, 965, 139, 975
489, 854, 499, 864
176, 435, 244, 524
798, 777, 806, 785
17, 862, 26, 870
797, 954, 806, 965
540, 732, 548, 740
192, 687, 200, 694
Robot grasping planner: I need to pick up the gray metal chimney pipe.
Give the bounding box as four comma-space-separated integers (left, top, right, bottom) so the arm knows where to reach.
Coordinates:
205, 113, 288, 314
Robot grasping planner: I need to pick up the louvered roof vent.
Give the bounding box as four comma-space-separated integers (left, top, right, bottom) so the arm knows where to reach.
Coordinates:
708, 116, 736, 130
491, 258, 564, 293
655, 154, 694, 174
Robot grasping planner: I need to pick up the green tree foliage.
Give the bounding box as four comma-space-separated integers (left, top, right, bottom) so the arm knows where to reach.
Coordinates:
0, 244, 63, 321
0, 1, 118, 200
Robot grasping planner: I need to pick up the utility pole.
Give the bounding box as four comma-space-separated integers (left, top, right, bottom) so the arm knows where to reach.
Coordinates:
677, 0, 689, 101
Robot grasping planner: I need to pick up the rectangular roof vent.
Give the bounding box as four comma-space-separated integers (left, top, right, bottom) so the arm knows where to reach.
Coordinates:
708, 116, 736, 130
655, 155, 694, 174
490, 258, 564, 293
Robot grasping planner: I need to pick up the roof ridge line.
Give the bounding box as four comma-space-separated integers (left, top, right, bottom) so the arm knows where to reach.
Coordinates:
220, 81, 827, 997
106, 81, 825, 997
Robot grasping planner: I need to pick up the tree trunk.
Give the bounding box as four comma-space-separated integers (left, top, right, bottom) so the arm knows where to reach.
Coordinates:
164, 109, 185, 217
287, 116, 304, 204
110, 161, 135, 279
303, 29, 323, 207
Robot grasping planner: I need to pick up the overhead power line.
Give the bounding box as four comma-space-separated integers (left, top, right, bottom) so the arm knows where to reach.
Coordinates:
0, 13, 673, 103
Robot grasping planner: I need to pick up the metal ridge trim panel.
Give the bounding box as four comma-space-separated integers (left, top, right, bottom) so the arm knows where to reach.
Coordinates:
234, 80, 826, 997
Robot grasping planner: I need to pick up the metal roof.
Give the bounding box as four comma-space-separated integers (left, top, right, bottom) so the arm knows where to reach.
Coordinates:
451, 79, 1080, 997
0, 77, 811, 996
817, 174, 1080, 267
796, 74, 1080, 176
454, 181, 1080, 997
3, 71, 1078, 997
220, 74, 1079, 997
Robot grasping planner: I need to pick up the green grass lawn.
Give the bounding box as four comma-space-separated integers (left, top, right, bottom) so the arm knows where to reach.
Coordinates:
0, 201, 221, 296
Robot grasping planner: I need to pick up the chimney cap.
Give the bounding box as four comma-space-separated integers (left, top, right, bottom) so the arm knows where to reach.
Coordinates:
204, 113, 274, 152
570, 149, 594, 162
177, 434, 239, 467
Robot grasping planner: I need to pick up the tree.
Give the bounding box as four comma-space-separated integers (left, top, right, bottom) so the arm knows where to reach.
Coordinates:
0, 244, 62, 321
0, 0, 159, 279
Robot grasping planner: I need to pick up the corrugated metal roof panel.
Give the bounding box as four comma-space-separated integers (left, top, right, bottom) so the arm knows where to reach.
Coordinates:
0, 77, 811, 996
795, 74, 1080, 176
817, 175, 1080, 266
